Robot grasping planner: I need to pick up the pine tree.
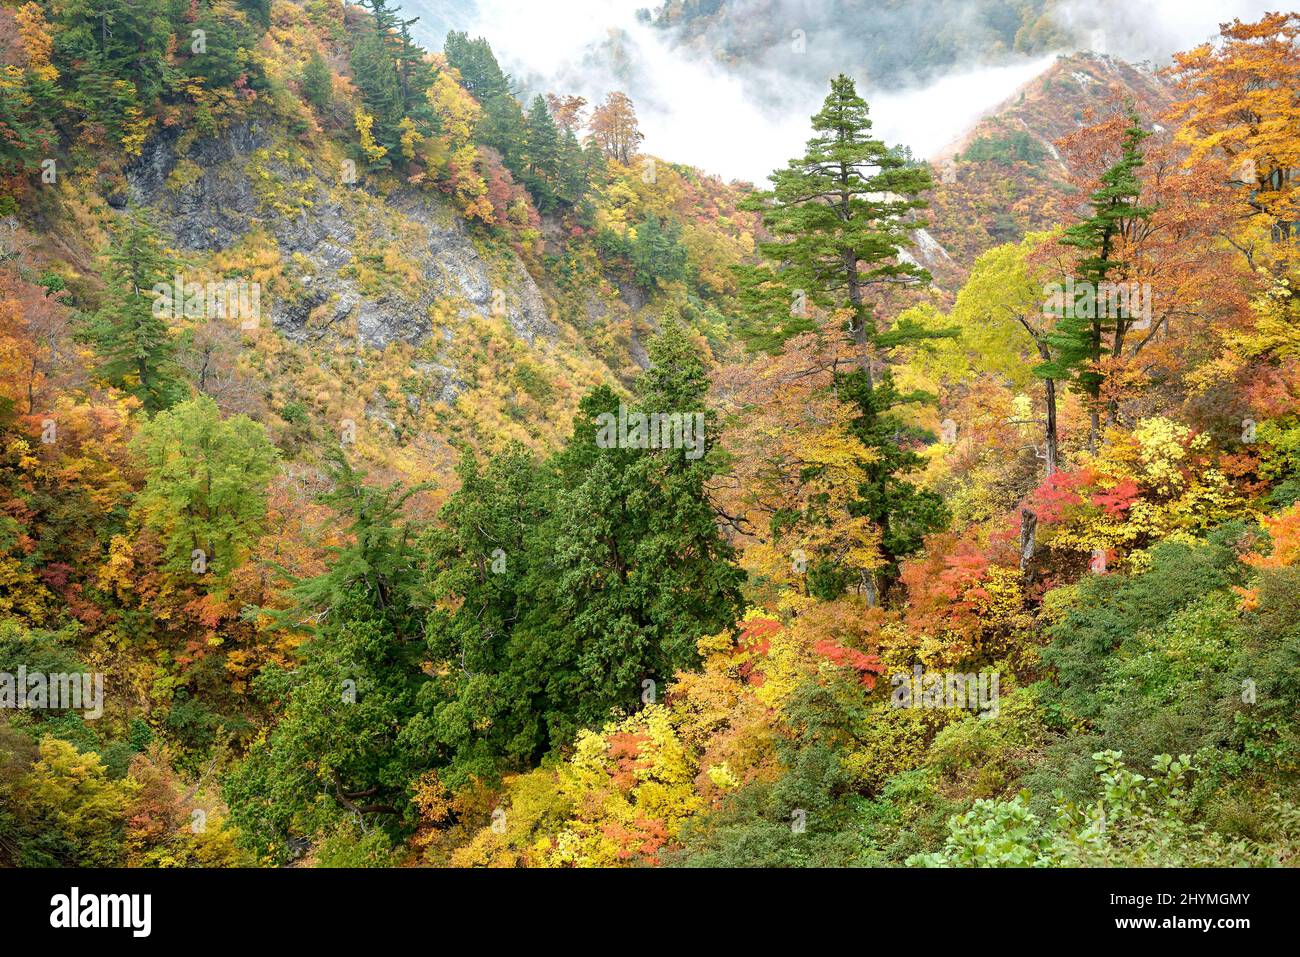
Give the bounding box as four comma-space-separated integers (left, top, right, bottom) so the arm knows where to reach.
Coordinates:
185, 7, 256, 91
394, 18, 432, 117
78, 211, 183, 413
413, 324, 744, 778
744, 74, 939, 363
1040, 111, 1157, 450
522, 95, 561, 211
740, 74, 954, 603
48, 0, 173, 143
442, 31, 511, 102
415, 444, 550, 782
51, 0, 170, 104
0, 68, 52, 176
630, 213, 687, 290
350, 14, 403, 160
300, 50, 333, 113
478, 90, 526, 177
557, 128, 589, 205
442, 31, 527, 178
224, 452, 431, 860
529, 322, 743, 743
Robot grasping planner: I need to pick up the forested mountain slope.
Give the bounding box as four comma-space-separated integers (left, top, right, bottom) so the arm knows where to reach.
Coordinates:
927, 51, 1174, 273
0, 2, 1298, 870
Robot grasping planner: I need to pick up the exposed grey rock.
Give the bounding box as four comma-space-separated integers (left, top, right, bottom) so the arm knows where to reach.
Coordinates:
125, 122, 557, 352
355, 295, 430, 349
411, 360, 466, 405
126, 127, 182, 203
129, 124, 262, 251
616, 279, 648, 312
628, 327, 651, 370
364, 391, 398, 434
389, 188, 555, 344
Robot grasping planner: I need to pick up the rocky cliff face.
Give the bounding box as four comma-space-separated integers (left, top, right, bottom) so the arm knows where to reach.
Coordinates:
126, 121, 554, 351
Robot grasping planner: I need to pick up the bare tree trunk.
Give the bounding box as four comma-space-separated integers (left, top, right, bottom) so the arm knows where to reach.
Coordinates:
1022, 328, 1060, 477
862, 571, 878, 609
845, 248, 873, 386
1019, 508, 1038, 580
1044, 377, 1058, 476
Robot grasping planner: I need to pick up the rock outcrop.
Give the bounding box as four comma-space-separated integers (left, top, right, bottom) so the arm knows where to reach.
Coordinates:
127, 121, 555, 351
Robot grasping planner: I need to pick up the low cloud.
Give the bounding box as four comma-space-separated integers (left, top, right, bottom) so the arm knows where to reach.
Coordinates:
403, 0, 1278, 183
1054, 0, 1277, 63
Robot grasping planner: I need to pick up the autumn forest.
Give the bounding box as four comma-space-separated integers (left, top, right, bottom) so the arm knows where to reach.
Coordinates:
0, 0, 1299, 880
